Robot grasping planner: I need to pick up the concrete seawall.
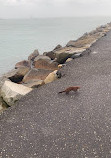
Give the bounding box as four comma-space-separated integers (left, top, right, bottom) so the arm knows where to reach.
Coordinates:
1, 30, 111, 157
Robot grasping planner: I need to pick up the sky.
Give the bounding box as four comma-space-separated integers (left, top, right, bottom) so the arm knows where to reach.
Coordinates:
0, 0, 111, 18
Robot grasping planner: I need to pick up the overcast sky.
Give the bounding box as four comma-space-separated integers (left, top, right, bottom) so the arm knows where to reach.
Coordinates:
0, 0, 111, 18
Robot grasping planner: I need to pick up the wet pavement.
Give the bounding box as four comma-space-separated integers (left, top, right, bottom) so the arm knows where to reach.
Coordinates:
0, 31, 111, 157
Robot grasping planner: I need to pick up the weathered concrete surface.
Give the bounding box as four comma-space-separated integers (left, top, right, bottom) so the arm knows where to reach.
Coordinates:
1, 31, 111, 157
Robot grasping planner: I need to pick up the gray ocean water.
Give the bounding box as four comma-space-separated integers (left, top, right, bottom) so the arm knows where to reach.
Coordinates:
0, 17, 111, 75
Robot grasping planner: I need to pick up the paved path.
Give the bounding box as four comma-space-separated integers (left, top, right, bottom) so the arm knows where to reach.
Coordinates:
1, 31, 111, 158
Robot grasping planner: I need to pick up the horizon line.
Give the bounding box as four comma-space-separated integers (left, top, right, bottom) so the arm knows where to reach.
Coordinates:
1, 15, 111, 20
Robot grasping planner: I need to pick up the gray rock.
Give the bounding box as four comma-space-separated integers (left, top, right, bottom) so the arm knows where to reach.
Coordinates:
15, 60, 30, 69
53, 44, 62, 51
34, 59, 58, 70
100, 25, 107, 28
34, 55, 51, 62
66, 58, 73, 62
44, 70, 61, 84
0, 68, 30, 91
66, 40, 76, 47
8, 67, 30, 83
0, 69, 17, 90
0, 97, 8, 113
71, 53, 83, 59
43, 51, 56, 60
43, 45, 62, 60
28, 49, 39, 62
22, 79, 44, 88
55, 51, 71, 64
1, 81, 32, 106
23, 68, 52, 83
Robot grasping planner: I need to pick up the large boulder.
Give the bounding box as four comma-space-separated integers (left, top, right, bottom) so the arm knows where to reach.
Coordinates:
0, 76, 9, 91
54, 46, 87, 64
66, 40, 76, 47
96, 27, 105, 33
43, 45, 62, 60
22, 79, 44, 88
89, 30, 98, 36
43, 51, 56, 60
1, 81, 32, 106
66, 36, 96, 48
0, 97, 8, 112
44, 70, 61, 84
71, 53, 83, 59
15, 60, 30, 69
34, 55, 51, 62
56, 52, 71, 63
55, 51, 72, 64
51, 47, 73, 64
34, 59, 58, 70
23, 68, 52, 83
28, 49, 39, 62
8, 67, 30, 83
53, 44, 62, 51
66, 58, 73, 62
0, 68, 30, 91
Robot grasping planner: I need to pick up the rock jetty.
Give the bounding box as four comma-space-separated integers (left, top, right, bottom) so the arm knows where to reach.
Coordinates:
0, 23, 111, 108
1, 28, 111, 157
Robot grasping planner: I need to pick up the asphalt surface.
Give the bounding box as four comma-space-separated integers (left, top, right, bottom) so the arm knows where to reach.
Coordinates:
1, 31, 111, 158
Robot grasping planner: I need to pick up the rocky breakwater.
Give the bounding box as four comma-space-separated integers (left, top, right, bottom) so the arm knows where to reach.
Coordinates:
0, 49, 62, 108
0, 23, 111, 110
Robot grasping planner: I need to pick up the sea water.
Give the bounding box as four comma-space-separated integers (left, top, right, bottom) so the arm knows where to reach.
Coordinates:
0, 17, 111, 75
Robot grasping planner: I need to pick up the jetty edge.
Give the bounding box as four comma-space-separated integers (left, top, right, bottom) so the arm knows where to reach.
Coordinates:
0, 22, 111, 109
1, 23, 111, 157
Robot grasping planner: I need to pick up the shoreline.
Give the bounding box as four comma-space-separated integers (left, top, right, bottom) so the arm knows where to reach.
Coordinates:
1, 17, 111, 75
0, 22, 111, 111
1, 27, 111, 157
